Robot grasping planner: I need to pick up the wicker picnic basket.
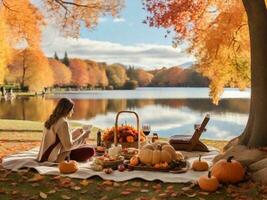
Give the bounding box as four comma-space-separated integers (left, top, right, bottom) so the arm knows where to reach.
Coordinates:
103, 110, 147, 150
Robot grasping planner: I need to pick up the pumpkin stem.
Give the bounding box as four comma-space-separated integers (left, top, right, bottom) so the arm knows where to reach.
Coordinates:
199, 155, 202, 162
208, 171, 211, 178
227, 156, 234, 162
67, 156, 70, 162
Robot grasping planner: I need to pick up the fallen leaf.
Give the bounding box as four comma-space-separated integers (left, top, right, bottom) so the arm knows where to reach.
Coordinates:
104, 186, 113, 192
131, 182, 141, 187
158, 193, 168, 198
113, 182, 120, 187
48, 190, 56, 194
28, 174, 44, 182
12, 190, 19, 195
61, 194, 71, 199
80, 179, 91, 186
102, 180, 113, 186
198, 191, 209, 196
140, 189, 149, 193
184, 192, 197, 198
121, 191, 131, 196
71, 186, 81, 191
99, 195, 108, 200
39, 192, 47, 199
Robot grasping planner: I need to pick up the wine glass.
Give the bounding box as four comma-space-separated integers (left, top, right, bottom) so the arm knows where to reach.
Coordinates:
142, 124, 151, 136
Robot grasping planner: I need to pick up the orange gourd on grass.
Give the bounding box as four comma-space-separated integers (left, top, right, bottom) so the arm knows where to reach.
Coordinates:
192, 155, 209, 171
211, 156, 245, 183
198, 171, 219, 192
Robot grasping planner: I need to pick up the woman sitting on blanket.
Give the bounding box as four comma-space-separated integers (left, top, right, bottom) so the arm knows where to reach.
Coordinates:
37, 98, 95, 163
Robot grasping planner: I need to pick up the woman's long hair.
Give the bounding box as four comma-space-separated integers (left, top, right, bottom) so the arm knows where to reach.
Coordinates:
45, 98, 74, 129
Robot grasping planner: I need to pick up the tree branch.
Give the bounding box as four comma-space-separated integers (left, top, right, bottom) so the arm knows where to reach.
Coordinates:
1, 0, 17, 12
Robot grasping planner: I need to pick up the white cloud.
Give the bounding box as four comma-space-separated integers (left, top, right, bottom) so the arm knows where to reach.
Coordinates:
113, 18, 126, 23
41, 24, 195, 69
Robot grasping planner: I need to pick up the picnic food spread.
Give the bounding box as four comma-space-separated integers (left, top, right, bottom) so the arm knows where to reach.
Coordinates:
90, 111, 189, 173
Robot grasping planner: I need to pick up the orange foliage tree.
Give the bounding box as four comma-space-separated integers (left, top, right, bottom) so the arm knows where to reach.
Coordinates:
144, 0, 267, 148
144, 0, 249, 104
49, 59, 71, 86
106, 64, 128, 88
8, 49, 54, 91
86, 60, 109, 87
0, 0, 124, 89
69, 59, 89, 87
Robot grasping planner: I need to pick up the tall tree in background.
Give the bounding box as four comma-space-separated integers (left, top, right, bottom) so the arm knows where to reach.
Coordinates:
106, 64, 128, 88
8, 49, 54, 91
54, 52, 59, 60
69, 59, 89, 87
144, 0, 267, 148
62, 51, 70, 66
49, 59, 71, 86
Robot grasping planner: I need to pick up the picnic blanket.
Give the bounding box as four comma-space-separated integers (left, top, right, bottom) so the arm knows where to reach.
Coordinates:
2, 147, 219, 183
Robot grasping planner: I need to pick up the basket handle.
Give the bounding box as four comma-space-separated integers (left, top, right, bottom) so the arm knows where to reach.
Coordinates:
114, 110, 140, 150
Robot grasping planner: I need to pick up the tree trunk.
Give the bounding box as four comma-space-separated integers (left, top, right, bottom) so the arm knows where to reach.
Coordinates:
239, 0, 267, 148
21, 51, 26, 89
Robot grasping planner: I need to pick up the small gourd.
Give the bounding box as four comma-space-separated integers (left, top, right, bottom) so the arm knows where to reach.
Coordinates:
130, 156, 139, 166
59, 157, 79, 174
211, 156, 245, 184
198, 171, 219, 192
192, 155, 209, 171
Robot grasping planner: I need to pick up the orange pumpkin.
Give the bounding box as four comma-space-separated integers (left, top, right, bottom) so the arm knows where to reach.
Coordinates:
126, 136, 134, 143
198, 171, 219, 192
192, 155, 209, 171
211, 156, 245, 183
130, 156, 139, 166
59, 159, 79, 174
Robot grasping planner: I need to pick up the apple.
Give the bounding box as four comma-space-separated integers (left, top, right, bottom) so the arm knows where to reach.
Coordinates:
118, 164, 125, 172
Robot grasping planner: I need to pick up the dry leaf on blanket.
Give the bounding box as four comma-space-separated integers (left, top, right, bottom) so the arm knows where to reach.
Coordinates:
39, 192, 47, 199
28, 174, 44, 182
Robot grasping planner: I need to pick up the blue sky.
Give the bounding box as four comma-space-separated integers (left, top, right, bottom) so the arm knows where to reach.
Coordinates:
80, 0, 174, 46
42, 0, 194, 69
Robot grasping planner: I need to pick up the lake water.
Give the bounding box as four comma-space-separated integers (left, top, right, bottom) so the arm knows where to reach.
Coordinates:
0, 87, 250, 140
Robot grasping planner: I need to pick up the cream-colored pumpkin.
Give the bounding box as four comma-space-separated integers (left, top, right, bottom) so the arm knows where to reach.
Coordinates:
139, 142, 179, 165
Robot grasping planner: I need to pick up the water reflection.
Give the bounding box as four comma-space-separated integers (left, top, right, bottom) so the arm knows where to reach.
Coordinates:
0, 96, 249, 140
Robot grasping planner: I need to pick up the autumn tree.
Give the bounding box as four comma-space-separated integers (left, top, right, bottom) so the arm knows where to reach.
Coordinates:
144, 0, 267, 148
86, 60, 109, 87
151, 66, 183, 86
69, 59, 89, 87
106, 64, 128, 88
49, 59, 71, 86
7, 49, 54, 91
127, 67, 154, 87
0, 0, 124, 85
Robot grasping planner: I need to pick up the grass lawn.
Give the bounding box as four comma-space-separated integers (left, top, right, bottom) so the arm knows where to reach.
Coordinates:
0, 119, 265, 200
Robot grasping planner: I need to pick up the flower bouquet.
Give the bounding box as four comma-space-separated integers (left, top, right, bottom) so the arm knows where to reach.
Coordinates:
102, 124, 147, 149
